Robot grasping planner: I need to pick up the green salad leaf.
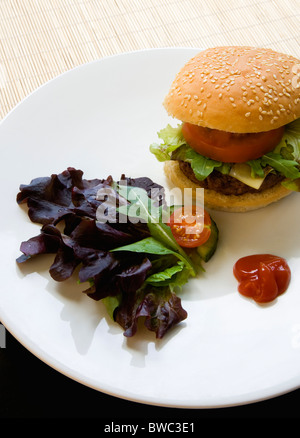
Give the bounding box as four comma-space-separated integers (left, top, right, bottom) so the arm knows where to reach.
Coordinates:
115, 183, 198, 276
261, 153, 300, 180
145, 261, 185, 285
111, 236, 176, 256
149, 124, 186, 162
175, 146, 224, 180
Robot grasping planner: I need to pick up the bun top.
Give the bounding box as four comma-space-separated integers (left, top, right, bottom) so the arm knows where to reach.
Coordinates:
164, 46, 300, 133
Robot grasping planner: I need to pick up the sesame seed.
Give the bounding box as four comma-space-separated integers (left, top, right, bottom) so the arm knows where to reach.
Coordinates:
245, 112, 251, 117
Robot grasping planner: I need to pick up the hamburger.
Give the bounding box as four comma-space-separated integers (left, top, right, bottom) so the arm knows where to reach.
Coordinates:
150, 46, 300, 212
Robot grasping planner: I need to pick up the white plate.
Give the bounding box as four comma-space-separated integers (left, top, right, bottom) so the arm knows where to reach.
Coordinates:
0, 48, 300, 409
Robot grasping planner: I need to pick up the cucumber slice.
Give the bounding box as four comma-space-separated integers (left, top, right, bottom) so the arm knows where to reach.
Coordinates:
196, 218, 219, 262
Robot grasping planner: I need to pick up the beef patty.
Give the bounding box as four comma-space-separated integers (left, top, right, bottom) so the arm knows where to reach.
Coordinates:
178, 161, 284, 196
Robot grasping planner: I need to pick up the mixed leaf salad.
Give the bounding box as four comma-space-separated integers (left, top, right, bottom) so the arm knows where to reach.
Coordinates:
16, 168, 218, 339
150, 118, 300, 189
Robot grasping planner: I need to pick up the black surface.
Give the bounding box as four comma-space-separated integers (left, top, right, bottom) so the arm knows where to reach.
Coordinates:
0, 327, 299, 420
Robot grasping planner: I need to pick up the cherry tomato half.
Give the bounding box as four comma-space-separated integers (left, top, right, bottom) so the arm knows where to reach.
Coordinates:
168, 205, 211, 248
182, 122, 285, 163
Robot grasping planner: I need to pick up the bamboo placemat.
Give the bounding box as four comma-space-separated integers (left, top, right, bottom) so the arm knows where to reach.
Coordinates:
0, 0, 299, 119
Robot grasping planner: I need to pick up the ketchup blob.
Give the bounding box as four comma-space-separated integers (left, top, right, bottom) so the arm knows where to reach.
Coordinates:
233, 254, 291, 303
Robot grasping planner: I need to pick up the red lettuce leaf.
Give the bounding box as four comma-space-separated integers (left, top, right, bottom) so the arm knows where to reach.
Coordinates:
115, 286, 187, 339
17, 167, 108, 224
17, 218, 148, 286
17, 224, 61, 262
84, 255, 152, 300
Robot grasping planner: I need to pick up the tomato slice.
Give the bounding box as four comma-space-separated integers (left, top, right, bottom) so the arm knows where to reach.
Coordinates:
182, 122, 285, 163
168, 205, 211, 248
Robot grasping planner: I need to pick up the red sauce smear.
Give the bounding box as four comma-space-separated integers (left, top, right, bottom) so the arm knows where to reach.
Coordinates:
233, 254, 291, 303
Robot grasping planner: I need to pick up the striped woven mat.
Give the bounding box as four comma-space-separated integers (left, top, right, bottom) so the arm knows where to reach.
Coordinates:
0, 0, 299, 119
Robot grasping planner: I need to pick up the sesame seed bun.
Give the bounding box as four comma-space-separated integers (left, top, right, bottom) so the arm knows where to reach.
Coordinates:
164, 46, 300, 133
164, 160, 292, 213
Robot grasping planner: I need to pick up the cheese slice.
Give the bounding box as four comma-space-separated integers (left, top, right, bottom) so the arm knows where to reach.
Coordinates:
229, 163, 271, 190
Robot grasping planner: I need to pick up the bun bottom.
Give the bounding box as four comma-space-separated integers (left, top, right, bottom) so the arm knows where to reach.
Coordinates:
164, 161, 292, 213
